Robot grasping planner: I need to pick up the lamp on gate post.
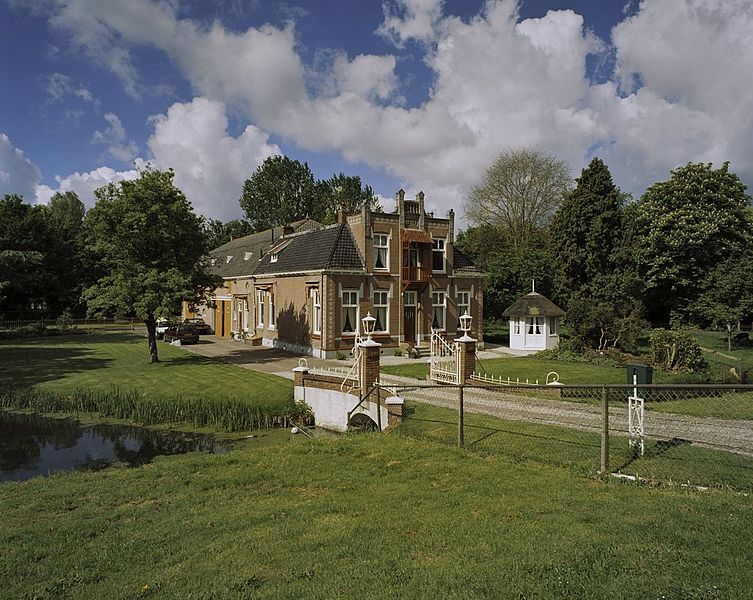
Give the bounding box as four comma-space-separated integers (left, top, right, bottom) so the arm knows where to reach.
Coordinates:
457, 311, 474, 342
361, 311, 378, 345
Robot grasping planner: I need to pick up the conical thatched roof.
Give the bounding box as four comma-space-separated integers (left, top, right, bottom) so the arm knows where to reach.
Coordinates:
502, 292, 565, 318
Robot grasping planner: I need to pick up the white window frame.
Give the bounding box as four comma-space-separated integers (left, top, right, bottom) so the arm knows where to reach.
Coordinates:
374, 233, 389, 271
432, 238, 446, 273
457, 290, 470, 328
431, 290, 446, 331
311, 288, 322, 335
342, 289, 359, 334
513, 320, 521, 335
548, 316, 558, 336
526, 316, 543, 335
373, 290, 389, 333
268, 292, 276, 329
256, 290, 265, 327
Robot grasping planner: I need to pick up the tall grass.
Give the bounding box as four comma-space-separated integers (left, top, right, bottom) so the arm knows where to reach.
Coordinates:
0, 385, 307, 432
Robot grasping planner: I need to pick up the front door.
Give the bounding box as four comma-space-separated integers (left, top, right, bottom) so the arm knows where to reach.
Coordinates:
223, 301, 232, 338
403, 291, 416, 344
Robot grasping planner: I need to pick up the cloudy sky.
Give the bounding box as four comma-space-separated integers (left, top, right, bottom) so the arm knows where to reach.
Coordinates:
2, 0, 752, 222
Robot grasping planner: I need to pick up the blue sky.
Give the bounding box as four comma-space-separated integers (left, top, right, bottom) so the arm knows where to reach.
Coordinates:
1, 0, 751, 223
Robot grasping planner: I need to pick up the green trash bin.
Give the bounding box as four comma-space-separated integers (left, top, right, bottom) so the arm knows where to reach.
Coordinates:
627, 364, 653, 399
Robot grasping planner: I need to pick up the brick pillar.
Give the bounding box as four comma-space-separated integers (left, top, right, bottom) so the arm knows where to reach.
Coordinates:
358, 340, 381, 393
455, 335, 476, 384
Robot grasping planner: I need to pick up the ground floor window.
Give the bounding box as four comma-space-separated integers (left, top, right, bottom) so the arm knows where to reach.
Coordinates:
457, 290, 470, 328
342, 290, 358, 333
373, 290, 388, 332
526, 316, 543, 335
432, 291, 446, 330
268, 293, 276, 329
311, 288, 322, 334
256, 290, 265, 327
548, 316, 557, 336
513, 320, 521, 335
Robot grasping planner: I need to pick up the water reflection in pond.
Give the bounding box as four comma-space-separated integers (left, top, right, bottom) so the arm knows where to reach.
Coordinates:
0, 411, 232, 482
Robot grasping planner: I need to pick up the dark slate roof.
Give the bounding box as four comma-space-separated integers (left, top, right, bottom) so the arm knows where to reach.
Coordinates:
209, 219, 320, 278
502, 292, 565, 317
253, 223, 365, 276
453, 247, 480, 272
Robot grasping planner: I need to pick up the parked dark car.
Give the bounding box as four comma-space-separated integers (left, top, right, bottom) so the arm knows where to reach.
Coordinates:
163, 323, 199, 345
182, 318, 213, 335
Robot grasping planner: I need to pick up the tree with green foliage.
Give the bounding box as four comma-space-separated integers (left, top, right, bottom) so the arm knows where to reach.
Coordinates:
551, 157, 626, 302
83, 168, 219, 363
240, 156, 317, 231
0, 194, 50, 316
550, 158, 644, 351
456, 225, 556, 321
635, 161, 753, 322
313, 173, 381, 224
203, 218, 253, 250
464, 147, 571, 251
43, 191, 89, 315
692, 255, 753, 351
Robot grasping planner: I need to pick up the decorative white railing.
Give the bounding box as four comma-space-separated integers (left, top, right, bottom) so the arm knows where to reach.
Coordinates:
470, 371, 560, 387
340, 334, 364, 394
430, 330, 459, 384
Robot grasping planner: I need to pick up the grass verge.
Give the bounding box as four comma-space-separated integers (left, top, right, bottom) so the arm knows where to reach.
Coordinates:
1, 434, 752, 599
0, 332, 297, 430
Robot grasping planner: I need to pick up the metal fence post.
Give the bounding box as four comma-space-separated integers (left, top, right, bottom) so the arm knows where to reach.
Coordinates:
601, 386, 609, 473
458, 383, 465, 449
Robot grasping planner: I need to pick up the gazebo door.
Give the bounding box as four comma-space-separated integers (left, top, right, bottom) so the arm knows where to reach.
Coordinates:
525, 316, 545, 348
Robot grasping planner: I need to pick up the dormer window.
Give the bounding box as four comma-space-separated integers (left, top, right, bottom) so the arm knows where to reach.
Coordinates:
244, 252, 253, 261
270, 253, 278, 263
374, 234, 389, 270
226, 255, 233, 264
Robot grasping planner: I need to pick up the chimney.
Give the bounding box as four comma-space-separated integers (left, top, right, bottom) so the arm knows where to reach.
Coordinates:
397, 188, 405, 227
338, 205, 347, 225
417, 191, 425, 230
448, 208, 455, 244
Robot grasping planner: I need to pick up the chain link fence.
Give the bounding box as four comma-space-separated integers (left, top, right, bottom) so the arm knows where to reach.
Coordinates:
384, 381, 753, 491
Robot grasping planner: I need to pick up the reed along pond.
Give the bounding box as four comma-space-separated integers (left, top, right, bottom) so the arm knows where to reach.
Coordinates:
0, 411, 232, 482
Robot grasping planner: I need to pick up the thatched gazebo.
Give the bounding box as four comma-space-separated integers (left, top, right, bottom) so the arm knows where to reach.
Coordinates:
502, 288, 564, 351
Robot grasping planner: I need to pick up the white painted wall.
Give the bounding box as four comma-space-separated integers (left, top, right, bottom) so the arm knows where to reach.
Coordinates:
294, 385, 389, 432
508, 317, 560, 351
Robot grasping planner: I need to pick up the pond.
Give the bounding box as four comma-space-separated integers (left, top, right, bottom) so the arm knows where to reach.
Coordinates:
0, 411, 232, 483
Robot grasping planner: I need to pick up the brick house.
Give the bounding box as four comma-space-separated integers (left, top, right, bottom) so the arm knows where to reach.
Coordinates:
188, 190, 484, 358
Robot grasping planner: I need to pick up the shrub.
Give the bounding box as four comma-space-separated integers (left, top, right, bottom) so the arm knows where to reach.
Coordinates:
335, 351, 347, 360
650, 329, 707, 373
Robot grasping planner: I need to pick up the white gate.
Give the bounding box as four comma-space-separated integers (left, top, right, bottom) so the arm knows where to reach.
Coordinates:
430, 330, 459, 384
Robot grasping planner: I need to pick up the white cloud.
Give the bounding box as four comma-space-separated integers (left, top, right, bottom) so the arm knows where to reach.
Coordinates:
46, 72, 99, 106
28, 0, 753, 219
0, 134, 43, 201
377, 0, 444, 46
91, 112, 139, 163
35, 166, 140, 208
145, 97, 280, 220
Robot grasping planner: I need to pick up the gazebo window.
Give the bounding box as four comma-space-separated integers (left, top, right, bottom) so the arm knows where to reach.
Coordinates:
548, 316, 558, 336
526, 316, 543, 335
513, 321, 521, 335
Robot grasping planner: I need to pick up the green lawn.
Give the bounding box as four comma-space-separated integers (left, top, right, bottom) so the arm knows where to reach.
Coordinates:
0, 333, 295, 430
0, 332, 291, 399
1, 433, 752, 599
401, 402, 753, 491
